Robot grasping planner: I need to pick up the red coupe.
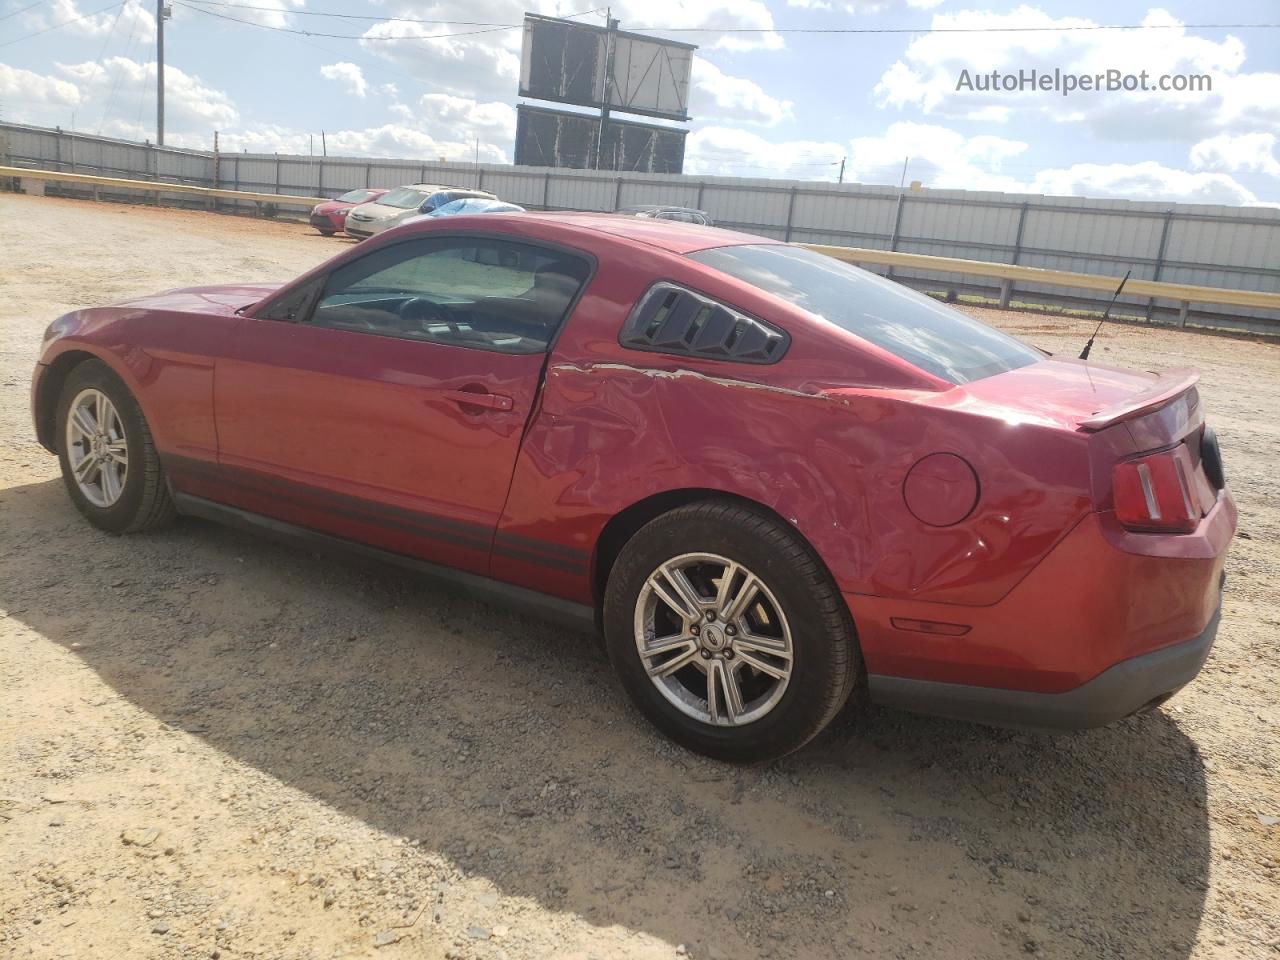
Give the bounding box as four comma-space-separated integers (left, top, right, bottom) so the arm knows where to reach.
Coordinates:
309, 188, 389, 235
30, 214, 1234, 761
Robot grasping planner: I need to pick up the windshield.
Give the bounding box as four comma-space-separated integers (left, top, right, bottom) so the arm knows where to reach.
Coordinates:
688, 244, 1042, 385
379, 187, 430, 209
337, 189, 375, 203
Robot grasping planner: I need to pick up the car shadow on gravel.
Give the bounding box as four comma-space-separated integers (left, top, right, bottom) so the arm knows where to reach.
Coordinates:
1, 477, 1212, 959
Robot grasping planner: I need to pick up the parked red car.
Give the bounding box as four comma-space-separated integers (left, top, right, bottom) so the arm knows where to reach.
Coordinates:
309, 188, 389, 235
30, 214, 1234, 761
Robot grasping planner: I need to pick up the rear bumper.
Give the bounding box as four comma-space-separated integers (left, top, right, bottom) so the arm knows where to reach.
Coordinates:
849, 493, 1235, 696
868, 603, 1221, 730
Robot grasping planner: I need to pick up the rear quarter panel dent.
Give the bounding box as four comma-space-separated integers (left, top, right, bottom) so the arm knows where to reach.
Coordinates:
498, 359, 1095, 609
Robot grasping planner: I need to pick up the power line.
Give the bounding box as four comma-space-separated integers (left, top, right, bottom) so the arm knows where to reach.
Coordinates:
157, 1, 1280, 35
0, 0, 121, 47
182, 0, 521, 27
632, 22, 1280, 34
100, 0, 144, 134
0, 0, 49, 22
173, 2, 516, 40
177, 1, 605, 41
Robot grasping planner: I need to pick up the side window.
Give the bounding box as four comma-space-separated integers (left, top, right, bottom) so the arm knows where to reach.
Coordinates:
256, 275, 323, 322
619, 282, 789, 364
309, 237, 590, 354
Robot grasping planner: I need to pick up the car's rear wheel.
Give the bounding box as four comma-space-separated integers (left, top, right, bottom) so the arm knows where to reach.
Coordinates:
56, 359, 175, 534
603, 500, 859, 762
318, 228, 335, 236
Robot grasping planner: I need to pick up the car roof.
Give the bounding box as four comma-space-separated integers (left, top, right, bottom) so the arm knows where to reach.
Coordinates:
509, 211, 767, 255
619, 204, 708, 214
399, 183, 495, 195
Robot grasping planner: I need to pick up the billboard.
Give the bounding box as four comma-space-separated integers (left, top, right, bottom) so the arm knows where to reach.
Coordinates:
519, 14, 696, 122
514, 105, 687, 174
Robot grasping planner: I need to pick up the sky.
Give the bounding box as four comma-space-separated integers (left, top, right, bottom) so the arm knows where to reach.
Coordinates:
2, 0, 1279, 205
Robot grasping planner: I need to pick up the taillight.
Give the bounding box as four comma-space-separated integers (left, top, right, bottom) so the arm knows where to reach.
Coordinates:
1113, 447, 1198, 533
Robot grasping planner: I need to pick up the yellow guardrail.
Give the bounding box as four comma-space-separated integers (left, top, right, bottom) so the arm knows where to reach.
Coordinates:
803, 243, 1280, 316
0, 165, 324, 208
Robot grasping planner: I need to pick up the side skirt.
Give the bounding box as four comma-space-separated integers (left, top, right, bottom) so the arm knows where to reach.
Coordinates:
172, 492, 597, 634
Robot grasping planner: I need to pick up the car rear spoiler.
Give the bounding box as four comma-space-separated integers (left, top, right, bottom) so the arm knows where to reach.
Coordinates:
1076, 368, 1200, 431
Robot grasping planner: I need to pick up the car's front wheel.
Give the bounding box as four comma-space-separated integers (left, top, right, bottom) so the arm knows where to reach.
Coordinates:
603, 500, 859, 762
56, 359, 175, 534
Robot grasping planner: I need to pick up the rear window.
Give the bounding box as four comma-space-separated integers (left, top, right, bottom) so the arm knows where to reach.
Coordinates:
688, 244, 1042, 385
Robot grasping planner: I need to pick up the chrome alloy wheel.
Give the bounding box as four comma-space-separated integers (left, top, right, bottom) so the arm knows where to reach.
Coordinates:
65, 387, 129, 508
634, 553, 794, 726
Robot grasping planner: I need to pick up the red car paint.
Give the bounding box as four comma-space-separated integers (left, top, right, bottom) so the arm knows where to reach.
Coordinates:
309, 188, 389, 234
31, 213, 1234, 712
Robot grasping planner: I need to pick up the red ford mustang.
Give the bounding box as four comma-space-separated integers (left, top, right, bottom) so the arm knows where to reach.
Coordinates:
30, 214, 1235, 761
309, 188, 389, 235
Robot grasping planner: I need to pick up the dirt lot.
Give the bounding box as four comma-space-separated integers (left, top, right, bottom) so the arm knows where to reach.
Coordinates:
1, 193, 1277, 960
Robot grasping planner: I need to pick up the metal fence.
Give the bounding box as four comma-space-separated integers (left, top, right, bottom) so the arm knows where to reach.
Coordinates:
3, 120, 1277, 333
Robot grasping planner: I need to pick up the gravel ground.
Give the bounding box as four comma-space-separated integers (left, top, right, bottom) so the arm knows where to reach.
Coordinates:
1, 193, 1277, 960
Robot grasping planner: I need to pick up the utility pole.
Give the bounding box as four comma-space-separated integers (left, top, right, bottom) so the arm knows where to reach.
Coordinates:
156, 1, 168, 145
593, 9, 617, 170
837, 156, 845, 184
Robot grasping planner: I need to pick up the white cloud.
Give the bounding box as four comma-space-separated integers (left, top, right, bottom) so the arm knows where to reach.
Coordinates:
357, 6, 524, 103
1190, 133, 1280, 179
418, 93, 517, 147
55, 57, 239, 133
1030, 162, 1259, 206
692, 59, 792, 126
203, 122, 511, 166
844, 0, 943, 10
846, 121, 1029, 190
604, 0, 783, 52
0, 62, 81, 115
686, 126, 846, 179
0, 56, 236, 139
181, 0, 303, 28
320, 62, 368, 99
23, 0, 155, 41
687, 121, 1267, 206
874, 6, 1280, 142
355, 0, 782, 103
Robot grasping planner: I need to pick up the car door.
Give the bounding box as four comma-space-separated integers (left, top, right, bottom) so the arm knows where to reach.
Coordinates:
211, 234, 592, 576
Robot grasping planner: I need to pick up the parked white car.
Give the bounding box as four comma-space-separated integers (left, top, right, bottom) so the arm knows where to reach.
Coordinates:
344, 184, 497, 239
617, 204, 714, 225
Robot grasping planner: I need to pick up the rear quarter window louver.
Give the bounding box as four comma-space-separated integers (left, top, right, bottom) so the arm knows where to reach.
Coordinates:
619, 282, 789, 364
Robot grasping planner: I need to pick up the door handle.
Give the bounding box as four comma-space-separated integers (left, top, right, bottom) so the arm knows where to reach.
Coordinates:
440, 388, 514, 412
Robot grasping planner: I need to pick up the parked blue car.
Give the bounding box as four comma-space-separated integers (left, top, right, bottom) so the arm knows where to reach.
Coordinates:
404, 198, 526, 225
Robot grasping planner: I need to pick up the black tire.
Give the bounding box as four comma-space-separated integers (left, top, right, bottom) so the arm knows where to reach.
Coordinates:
55, 359, 175, 534
318, 229, 336, 236
603, 499, 859, 762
